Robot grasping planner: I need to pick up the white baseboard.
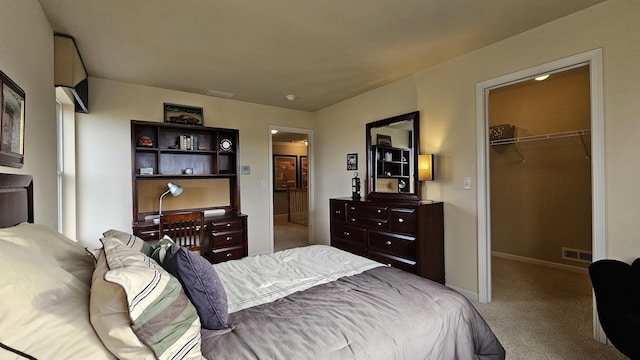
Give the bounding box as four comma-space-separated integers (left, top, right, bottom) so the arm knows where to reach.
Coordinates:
492, 251, 588, 274
446, 283, 479, 302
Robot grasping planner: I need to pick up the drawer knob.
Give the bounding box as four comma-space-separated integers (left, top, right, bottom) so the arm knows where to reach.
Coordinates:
350, 206, 356, 210
226, 236, 232, 241
398, 218, 404, 223
335, 210, 341, 214
350, 218, 356, 222
385, 240, 392, 246
226, 253, 232, 257
377, 222, 382, 226
377, 209, 382, 213
226, 223, 231, 227
344, 231, 350, 236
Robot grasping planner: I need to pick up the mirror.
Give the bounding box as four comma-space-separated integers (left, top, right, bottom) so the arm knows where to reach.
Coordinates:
366, 111, 420, 201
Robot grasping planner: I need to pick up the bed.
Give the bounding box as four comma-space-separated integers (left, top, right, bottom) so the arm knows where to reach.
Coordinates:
0, 173, 505, 359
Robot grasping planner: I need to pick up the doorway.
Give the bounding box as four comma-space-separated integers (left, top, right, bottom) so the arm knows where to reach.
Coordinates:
475, 49, 606, 341
269, 127, 313, 252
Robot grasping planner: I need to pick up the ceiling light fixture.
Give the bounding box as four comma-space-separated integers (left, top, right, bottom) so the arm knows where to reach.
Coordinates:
271, 129, 279, 134
285, 94, 296, 101
534, 74, 550, 81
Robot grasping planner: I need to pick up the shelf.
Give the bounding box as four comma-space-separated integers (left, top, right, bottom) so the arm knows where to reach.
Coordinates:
490, 128, 591, 161
490, 129, 590, 146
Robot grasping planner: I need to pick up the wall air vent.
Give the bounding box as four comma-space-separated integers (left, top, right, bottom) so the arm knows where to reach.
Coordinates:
562, 247, 592, 263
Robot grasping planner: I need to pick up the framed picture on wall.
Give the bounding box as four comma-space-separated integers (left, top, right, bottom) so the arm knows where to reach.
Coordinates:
163, 103, 203, 126
299, 156, 308, 188
273, 155, 298, 191
0, 70, 26, 168
347, 153, 357, 170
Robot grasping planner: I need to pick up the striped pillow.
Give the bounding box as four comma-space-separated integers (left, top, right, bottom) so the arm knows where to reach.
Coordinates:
100, 237, 203, 360
102, 229, 154, 256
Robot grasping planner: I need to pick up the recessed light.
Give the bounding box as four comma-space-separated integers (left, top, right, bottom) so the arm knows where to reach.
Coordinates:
285, 94, 296, 101
534, 75, 550, 81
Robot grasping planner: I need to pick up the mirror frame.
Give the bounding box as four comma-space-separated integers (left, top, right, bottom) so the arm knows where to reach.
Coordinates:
366, 111, 420, 202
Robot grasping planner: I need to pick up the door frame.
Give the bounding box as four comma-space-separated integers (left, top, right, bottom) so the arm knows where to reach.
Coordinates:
475, 49, 606, 341
268, 125, 314, 253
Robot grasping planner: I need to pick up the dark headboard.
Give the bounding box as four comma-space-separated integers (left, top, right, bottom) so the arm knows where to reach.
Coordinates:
0, 173, 33, 228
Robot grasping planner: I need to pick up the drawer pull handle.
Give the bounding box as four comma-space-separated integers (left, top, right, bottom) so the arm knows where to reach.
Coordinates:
226, 223, 231, 227
398, 218, 404, 223
350, 207, 356, 210
350, 218, 356, 222
226, 253, 232, 257
226, 236, 232, 241
385, 241, 392, 246
377, 222, 382, 226
377, 209, 382, 213
335, 210, 341, 214
344, 231, 350, 236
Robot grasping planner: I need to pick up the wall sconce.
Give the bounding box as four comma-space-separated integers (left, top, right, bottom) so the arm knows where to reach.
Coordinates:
153, 182, 183, 224
418, 154, 434, 181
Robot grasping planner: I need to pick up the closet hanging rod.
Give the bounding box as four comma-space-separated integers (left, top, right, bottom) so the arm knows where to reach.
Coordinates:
490, 129, 591, 146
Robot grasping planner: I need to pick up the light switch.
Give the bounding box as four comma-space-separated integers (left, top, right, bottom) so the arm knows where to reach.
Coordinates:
463, 177, 472, 190
260, 180, 266, 188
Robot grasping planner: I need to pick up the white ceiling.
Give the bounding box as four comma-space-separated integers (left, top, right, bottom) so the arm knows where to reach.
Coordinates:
38, 0, 605, 112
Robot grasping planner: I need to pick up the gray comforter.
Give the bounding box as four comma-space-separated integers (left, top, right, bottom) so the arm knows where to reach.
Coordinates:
200, 266, 505, 360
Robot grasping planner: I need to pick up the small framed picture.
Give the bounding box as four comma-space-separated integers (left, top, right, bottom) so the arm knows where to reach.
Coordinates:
347, 153, 358, 170
377, 134, 392, 147
163, 103, 203, 126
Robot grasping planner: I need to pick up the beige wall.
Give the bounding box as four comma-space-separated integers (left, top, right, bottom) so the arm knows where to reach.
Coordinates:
314, 0, 640, 294
75, 78, 313, 249
5, 0, 640, 298
0, 0, 57, 227
489, 68, 591, 268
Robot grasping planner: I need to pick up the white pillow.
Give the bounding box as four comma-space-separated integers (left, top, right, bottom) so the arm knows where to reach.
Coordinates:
0, 222, 95, 285
0, 240, 114, 359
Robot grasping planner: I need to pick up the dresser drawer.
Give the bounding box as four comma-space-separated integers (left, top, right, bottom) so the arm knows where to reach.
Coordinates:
209, 218, 244, 232
209, 246, 245, 263
332, 222, 366, 244
330, 200, 347, 222
369, 231, 416, 260
346, 202, 388, 218
347, 215, 389, 230
368, 251, 417, 274
331, 238, 367, 258
209, 230, 244, 248
389, 208, 417, 235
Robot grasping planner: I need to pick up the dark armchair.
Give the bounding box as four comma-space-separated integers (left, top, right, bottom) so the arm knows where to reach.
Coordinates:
589, 258, 640, 359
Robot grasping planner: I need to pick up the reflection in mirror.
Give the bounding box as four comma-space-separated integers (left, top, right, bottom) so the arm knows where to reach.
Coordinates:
366, 111, 420, 201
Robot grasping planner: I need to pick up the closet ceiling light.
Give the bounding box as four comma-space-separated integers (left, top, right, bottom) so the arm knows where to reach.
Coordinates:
535, 74, 550, 81
285, 94, 296, 101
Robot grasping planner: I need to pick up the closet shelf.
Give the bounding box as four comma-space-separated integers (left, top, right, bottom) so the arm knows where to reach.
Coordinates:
491, 129, 591, 162
490, 129, 591, 146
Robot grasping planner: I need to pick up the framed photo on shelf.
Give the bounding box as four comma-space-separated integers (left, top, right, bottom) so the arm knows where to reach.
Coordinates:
376, 134, 392, 147
163, 103, 203, 126
299, 156, 308, 188
0, 70, 26, 168
347, 153, 357, 170
273, 155, 297, 191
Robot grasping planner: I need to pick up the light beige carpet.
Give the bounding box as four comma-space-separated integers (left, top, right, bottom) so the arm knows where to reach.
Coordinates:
472, 256, 627, 359
273, 215, 309, 252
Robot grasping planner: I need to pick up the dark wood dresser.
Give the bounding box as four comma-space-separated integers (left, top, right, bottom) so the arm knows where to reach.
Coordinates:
330, 197, 444, 283
132, 212, 248, 264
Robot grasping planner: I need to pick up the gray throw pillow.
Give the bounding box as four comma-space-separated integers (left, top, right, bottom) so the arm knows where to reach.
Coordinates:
163, 246, 229, 330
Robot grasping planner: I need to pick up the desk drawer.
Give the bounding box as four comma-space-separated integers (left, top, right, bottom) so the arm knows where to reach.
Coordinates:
209, 218, 244, 232
209, 230, 244, 248
347, 216, 388, 230
330, 200, 347, 222
209, 246, 245, 263
346, 202, 388, 218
